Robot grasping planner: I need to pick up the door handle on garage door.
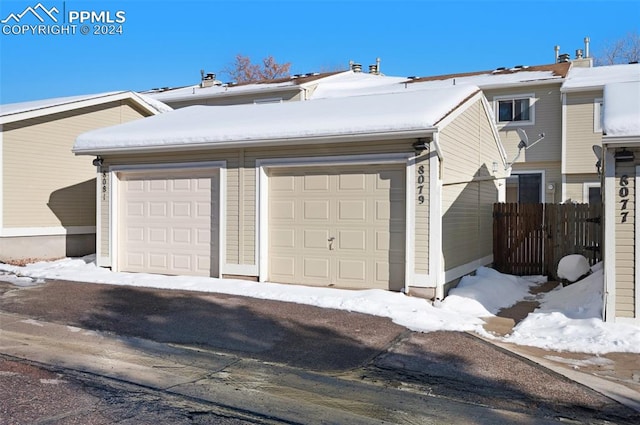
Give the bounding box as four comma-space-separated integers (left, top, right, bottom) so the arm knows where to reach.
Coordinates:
328, 236, 335, 250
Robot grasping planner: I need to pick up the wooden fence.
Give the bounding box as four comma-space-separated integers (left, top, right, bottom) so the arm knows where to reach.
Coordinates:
493, 203, 602, 278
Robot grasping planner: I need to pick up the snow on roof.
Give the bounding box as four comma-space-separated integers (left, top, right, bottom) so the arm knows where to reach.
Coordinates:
0, 92, 122, 117
74, 85, 480, 153
312, 64, 571, 99
562, 63, 640, 91
0, 91, 171, 123
146, 71, 346, 103
603, 81, 640, 137
308, 71, 409, 99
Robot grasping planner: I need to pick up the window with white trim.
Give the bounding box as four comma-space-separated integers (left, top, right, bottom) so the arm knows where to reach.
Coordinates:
583, 182, 601, 204
594, 98, 603, 133
494, 94, 535, 125
506, 172, 543, 203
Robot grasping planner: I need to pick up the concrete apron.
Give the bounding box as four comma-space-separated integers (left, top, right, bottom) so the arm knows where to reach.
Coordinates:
0, 311, 562, 425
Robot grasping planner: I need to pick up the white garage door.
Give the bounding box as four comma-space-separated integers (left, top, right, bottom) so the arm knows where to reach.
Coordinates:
119, 169, 219, 277
269, 165, 405, 291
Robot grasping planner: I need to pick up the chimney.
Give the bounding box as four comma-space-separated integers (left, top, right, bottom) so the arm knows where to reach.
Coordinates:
200, 71, 217, 88
554, 45, 560, 63
584, 36, 590, 58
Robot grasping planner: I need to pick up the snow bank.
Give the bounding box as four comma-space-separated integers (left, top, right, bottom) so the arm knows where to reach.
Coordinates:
1, 256, 639, 354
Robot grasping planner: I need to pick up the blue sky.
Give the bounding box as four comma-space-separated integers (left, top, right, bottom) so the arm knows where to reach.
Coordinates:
1, 0, 639, 104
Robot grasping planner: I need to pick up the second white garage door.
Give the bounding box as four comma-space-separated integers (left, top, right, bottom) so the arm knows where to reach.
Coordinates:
118, 169, 219, 277
268, 165, 405, 291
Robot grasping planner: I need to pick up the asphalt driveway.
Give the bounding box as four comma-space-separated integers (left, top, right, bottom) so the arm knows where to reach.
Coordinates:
1, 279, 639, 424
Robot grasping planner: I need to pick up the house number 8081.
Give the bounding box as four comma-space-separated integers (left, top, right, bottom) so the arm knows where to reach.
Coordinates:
620, 174, 629, 223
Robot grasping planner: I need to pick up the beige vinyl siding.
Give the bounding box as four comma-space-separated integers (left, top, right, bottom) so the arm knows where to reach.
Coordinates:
615, 161, 635, 318
165, 89, 302, 109
486, 84, 562, 164
565, 90, 603, 174
100, 172, 110, 257
438, 98, 502, 271
564, 174, 601, 203
441, 182, 480, 270
414, 153, 429, 274
439, 100, 495, 184
104, 140, 417, 270
3, 101, 149, 229
509, 161, 562, 203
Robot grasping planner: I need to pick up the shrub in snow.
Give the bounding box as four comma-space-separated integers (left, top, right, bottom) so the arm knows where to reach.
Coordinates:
557, 254, 590, 283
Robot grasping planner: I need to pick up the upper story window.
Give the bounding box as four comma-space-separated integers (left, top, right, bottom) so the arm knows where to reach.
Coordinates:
594, 98, 603, 133
494, 94, 535, 125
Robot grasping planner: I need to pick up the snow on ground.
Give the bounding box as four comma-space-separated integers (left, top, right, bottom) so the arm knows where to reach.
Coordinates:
0, 256, 639, 354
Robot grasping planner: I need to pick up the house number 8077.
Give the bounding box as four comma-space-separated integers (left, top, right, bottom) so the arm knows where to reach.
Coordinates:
620, 174, 629, 223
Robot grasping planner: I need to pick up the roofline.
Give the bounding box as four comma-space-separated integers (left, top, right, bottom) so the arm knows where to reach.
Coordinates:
148, 70, 348, 103
0, 91, 164, 124
560, 85, 606, 93
408, 62, 571, 82
153, 85, 304, 103
73, 128, 438, 156
602, 135, 640, 145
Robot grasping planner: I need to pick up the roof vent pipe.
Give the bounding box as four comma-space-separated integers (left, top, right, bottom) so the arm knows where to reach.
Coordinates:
554, 45, 560, 63
584, 36, 590, 58
351, 63, 362, 72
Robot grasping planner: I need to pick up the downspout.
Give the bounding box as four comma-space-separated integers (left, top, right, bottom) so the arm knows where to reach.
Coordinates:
561, 91, 568, 202
603, 147, 616, 321
431, 132, 445, 300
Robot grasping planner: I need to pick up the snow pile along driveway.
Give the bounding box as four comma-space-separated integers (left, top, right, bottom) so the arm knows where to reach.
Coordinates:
0, 256, 639, 354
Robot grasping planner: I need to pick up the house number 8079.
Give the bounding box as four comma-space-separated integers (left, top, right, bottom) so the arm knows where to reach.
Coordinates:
417, 165, 425, 204
620, 174, 629, 223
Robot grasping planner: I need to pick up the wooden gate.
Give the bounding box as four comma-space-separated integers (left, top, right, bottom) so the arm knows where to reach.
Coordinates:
493, 203, 602, 278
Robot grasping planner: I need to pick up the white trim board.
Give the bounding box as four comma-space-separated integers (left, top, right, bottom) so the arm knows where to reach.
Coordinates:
108, 161, 226, 277
256, 152, 416, 287
0, 226, 95, 237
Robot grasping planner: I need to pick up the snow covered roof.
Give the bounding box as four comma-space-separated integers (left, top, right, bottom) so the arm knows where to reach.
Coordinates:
561, 63, 640, 92
0, 91, 171, 124
408, 62, 572, 90
146, 70, 345, 103
310, 63, 571, 99
74, 85, 480, 154
602, 81, 640, 138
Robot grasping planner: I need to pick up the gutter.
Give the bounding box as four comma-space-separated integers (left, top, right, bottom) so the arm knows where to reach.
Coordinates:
73, 127, 438, 156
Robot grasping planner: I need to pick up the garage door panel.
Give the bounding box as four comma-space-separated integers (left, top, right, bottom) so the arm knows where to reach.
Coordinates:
149, 180, 167, 191
271, 201, 295, 220
303, 200, 329, 220
271, 228, 295, 248
337, 229, 366, 250
338, 174, 365, 190
303, 257, 330, 279
304, 174, 330, 191
119, 171, 219, 277
337, 259, 366, 281
304, 229, 329, 248
127, 201, 144, 217
271, 256, 295, 278
338, 200, 366, 220
269, 166, 405, 290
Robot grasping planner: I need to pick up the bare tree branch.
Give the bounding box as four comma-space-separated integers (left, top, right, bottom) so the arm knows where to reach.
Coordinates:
595, 31, 640, 65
